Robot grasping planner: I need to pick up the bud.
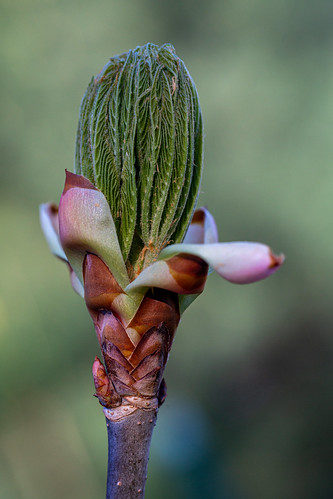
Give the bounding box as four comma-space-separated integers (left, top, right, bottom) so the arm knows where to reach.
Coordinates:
75, 43, 203, 277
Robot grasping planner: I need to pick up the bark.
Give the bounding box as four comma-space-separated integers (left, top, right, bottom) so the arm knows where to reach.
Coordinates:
105, 407, 158, 499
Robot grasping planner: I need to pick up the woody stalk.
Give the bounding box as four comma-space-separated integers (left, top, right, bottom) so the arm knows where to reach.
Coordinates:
40, 43, 284, 498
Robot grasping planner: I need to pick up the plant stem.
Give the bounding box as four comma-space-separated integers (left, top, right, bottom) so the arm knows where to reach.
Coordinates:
105, 407, 158, 499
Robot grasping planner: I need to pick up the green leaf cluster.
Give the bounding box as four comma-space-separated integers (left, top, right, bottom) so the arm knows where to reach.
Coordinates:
75, 43, 203, 275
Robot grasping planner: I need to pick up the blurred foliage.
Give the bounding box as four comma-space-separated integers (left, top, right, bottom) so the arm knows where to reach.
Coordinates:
1, 0, 333, 497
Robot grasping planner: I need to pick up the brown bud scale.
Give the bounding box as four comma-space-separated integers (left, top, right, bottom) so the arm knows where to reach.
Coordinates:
86, 253, 180, 408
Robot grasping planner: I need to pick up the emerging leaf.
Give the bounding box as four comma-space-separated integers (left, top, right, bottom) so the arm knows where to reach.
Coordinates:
75, 43, 203, 278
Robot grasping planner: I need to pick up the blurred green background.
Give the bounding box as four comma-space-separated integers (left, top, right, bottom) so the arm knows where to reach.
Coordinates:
1, 0, 333, 497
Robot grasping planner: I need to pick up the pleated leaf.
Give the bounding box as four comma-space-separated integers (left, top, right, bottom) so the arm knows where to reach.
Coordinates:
74, 43, 204, 277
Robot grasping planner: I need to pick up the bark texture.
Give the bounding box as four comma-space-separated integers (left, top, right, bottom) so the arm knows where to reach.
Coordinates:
105, 408, 157, 499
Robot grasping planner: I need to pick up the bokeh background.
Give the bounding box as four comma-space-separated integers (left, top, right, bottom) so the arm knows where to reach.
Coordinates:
1, 0, 333, 497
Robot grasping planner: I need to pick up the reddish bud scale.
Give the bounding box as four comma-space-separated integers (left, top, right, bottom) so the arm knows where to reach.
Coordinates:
92, 357, 121, 407
84, 254, 180, 408
167, 253, 208, 293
